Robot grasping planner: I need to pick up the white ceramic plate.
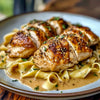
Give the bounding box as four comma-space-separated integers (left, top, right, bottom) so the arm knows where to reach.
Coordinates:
0, 12, 100, 100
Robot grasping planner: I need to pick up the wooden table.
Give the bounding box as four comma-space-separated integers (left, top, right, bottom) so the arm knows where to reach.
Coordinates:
0, 0, 100, 99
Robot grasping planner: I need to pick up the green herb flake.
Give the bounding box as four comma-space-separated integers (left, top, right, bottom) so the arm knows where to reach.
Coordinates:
34, 86, 39, 90
33, 68, 39, 70
79, 62, 84, 67
53, 17, 60, 20
45, 26, 51, 31
24, 25, 27, 27
1, 55, 4, 58
27, 27, 37, 31
60, 35, 65, 39
47, 36, 50, 39
49, 37, 53, 39
74, 23, 82, 27
93, 73, 98, 77
88, 39, 90, 42
99, 55, 100, 58
55, 84, 58, 87
2, 60, 4, 63
40, 21, 45, 24
29, 19, 37, 24
61, 91, 63, 93
56, 35, 59, 38
79, 31, 82, 35
43, 41, 47, 44
21, 58, 27, 61
44, 47, 47, 51
24, 68, 27, 71
82, 34, 84, 37
78, 42, 80, 45
29, 80, 32, 83
5, 53, 8, 56
62, 24, 66, 29
12, 80, 18, 82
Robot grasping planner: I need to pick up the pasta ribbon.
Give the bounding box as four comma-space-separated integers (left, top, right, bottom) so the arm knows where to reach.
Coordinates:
0, 45, 8, 51
35, 70, 49, 79
42, 73, 58, 90
69, 64, 92, 78
59, 70, 69, 80
0, 51, 7, 69
86, 57, 97, 64
21, 65, 39, 78
92, 63, 100, 73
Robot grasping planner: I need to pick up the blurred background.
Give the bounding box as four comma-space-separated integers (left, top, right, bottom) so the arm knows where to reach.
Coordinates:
0, 0, 100, 21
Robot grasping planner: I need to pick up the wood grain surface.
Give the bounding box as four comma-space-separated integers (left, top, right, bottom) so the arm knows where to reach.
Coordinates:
0, 0, 100, 100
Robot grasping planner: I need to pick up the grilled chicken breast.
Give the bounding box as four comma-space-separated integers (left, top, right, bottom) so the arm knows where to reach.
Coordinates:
47, 17, 69, 35
68, 25, 99, 46
8, 31, 37, 58
33, 35, 92, 71
27, 20, 56, 37
22, 26, 47, 48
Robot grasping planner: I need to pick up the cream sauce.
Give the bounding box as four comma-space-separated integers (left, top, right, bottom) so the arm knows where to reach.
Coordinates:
5, 70, 100, 91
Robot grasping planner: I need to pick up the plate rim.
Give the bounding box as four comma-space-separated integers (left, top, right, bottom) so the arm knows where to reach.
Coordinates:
0, 11, 100, 98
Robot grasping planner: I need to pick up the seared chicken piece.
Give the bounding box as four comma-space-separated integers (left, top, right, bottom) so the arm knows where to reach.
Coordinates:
47, 17, 69, 35
70, 25, 99, 46
33, 37, 75, 71
59, 34, 92, 61
33, 34, 92, 71
64, 27, 90, 45
22, 26, 47, 48
27, 20, 56, 37
8, 31, 37, 58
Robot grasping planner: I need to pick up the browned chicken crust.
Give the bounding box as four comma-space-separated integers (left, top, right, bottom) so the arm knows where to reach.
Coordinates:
8, 31, 37, 58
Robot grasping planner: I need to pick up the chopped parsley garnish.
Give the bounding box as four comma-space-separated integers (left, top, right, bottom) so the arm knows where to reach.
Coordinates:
82, 34, 84, 37
74, 23, 82, 27
78, 42, 80, 45
29, 27, 36, 31
61, 91, 63, 93
56, 35, 59, 38
79, 31, 82, 35
43, 41, 47, 44
53, 17, 60, 20
29, 80, 32, 83
47, 36, 50, 39
55, 84, 58, 87
2, 60, 4, 62
62, 24, 66, 29
12, 80, 18, 82
45, 26, 51, 31
99, 55, 100, 58
40, 21, 45, 24
29, 19, 37, 24
44, 47, 47, 51
24, 25, 27, 27
93, 73, 98, 76
33, 68, 39, 70
34, 86, 39, 90
21, 58, 27, 61
86, 44, 89, 47
88, 39, 90, 42
5, 53, 8, 56
24, 68, 27, 71
60, 35, 65, 39
1, 55, 4, 58
49, 37, 53, 39
79, 62, 84, 66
